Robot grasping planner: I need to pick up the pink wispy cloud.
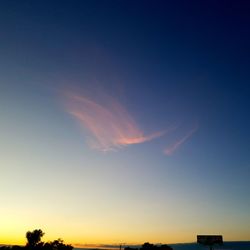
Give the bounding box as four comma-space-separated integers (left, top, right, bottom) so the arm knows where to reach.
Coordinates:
163, 124, 198, 156
64, 91, 165, 151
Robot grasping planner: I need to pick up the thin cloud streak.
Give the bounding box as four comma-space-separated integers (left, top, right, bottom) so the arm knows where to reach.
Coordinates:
164, 125, 198, 156
64, 91, 165, 151
73, 244, 124, 249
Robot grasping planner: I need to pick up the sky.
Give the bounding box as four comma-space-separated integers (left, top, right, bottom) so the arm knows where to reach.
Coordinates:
0, 0, 250, 246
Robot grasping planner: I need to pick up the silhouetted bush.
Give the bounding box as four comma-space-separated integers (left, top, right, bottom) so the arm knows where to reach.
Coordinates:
141, 243, 156, 250
24, 229, 73, 250
125, 243, 172, 250
159, 245, 173, 250
42, 239, 73, 250
26, 229, 44, 248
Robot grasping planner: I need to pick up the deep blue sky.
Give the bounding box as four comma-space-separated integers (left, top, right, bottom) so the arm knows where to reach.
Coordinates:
0, 0, 250, 244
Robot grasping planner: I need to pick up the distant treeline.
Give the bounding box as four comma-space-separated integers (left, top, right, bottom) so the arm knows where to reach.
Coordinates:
125, 242, 173, 250
0, 229, 73, 250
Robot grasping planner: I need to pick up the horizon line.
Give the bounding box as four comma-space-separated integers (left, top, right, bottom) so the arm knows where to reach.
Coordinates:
2, 240, 250, 249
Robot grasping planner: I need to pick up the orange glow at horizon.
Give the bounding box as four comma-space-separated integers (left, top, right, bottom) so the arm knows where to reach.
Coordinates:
1, 228, 249, 247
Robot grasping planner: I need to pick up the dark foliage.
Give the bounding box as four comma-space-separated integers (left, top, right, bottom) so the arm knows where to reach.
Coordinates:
42, 239, 73, 250
124, 247, 138, 250
25, 230, 73, 250
159, 245, 173, 250
125, 243, 172, 250
0, 229, 73, 250
26, 229, 44, 247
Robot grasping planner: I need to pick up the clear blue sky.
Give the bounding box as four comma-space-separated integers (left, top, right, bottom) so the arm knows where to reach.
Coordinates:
0, 0, 249, 245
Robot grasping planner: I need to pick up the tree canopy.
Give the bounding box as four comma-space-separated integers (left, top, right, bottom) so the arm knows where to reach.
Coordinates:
0, 229, 73, 250
24, 230, 73, 250
26, 229, 44, 247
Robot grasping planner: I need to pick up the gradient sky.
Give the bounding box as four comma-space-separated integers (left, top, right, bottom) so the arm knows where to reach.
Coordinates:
1, 0, 250, 246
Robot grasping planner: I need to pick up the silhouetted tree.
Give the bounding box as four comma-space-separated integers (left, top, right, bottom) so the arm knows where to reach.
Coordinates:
25, 230, 73, 250
141, 243, 172, 250
26, 229, 44, 247
1, 230, 72, 250
141, 243, 155, 250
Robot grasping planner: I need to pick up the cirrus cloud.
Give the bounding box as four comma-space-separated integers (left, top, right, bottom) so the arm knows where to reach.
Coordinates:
163, 124, 198, 156
63, 91, 165, 151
